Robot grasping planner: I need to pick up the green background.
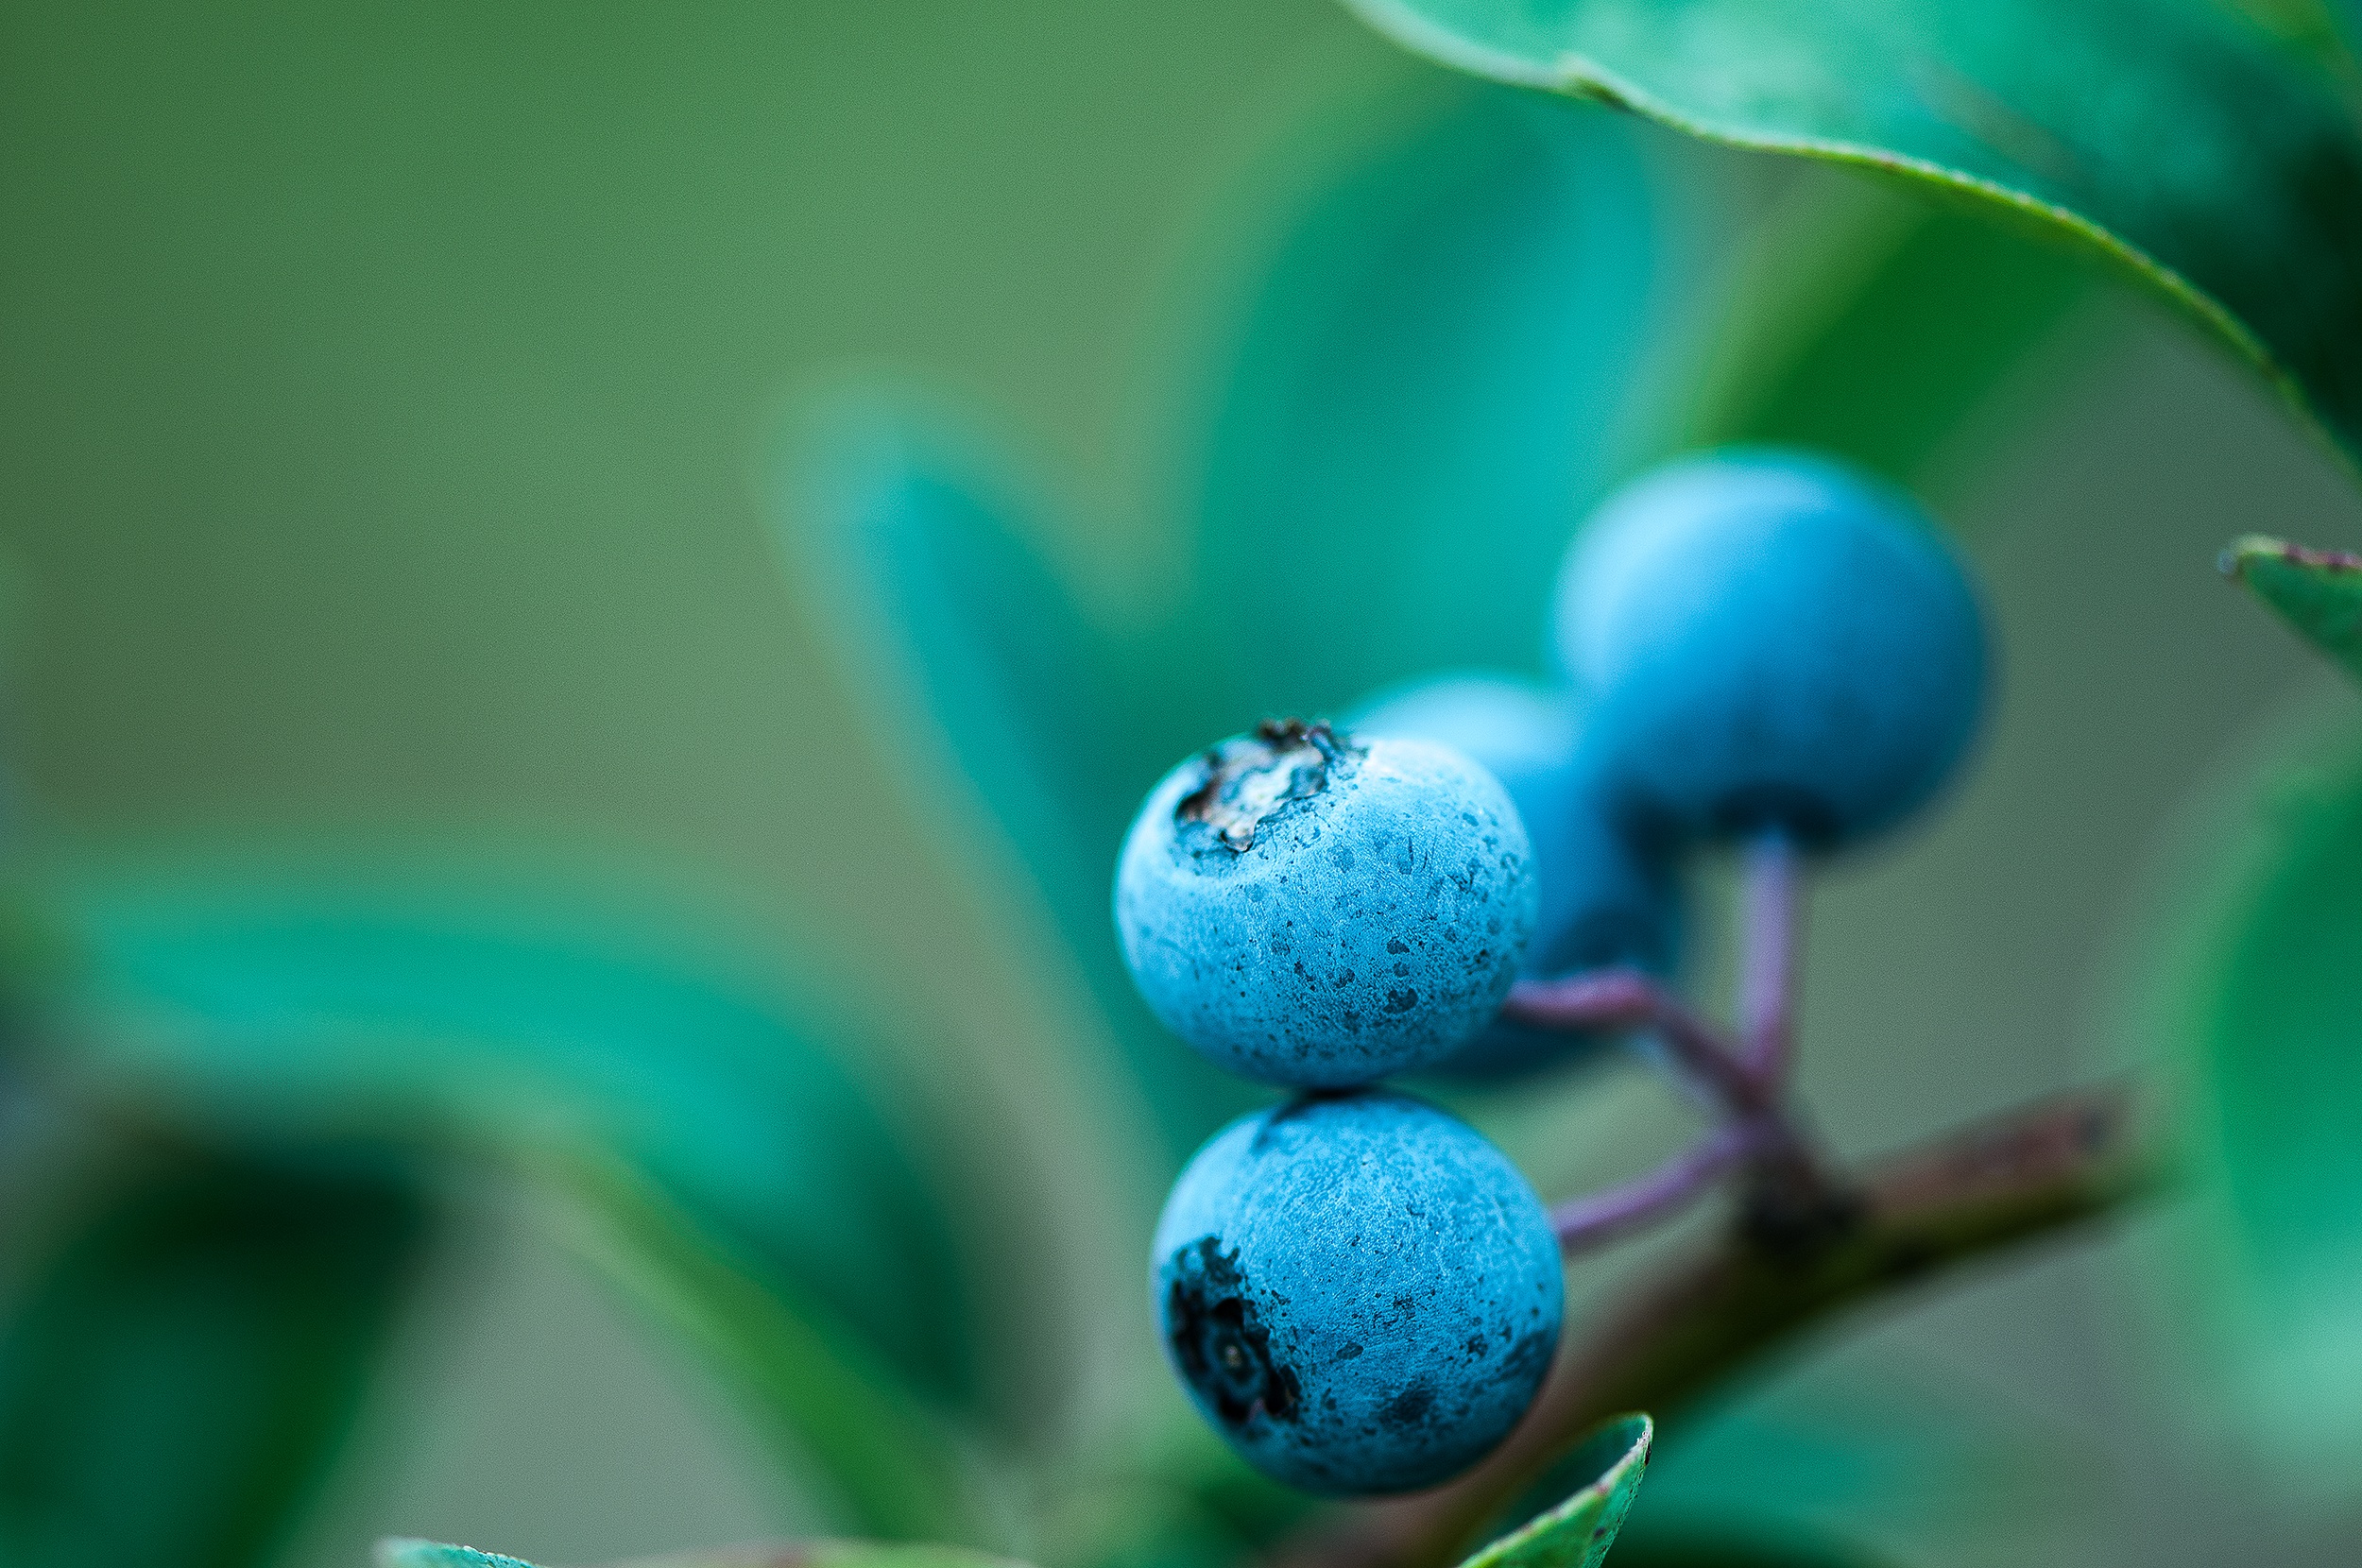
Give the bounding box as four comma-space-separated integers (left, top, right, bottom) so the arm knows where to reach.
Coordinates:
5, 4, 2361, 1567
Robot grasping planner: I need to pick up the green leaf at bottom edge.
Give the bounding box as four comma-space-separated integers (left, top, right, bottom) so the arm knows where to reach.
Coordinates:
377, 1541, 542, 1568
377, 1538, 1042, 1568
1461, 1414, 1653, 1568
2222, 535, 2362, 683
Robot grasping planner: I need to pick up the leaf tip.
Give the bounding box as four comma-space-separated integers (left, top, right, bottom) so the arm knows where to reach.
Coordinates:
2222, 535, 2362, 582
375, 1540, 545, 1568
1455, 1412, 1653, 1568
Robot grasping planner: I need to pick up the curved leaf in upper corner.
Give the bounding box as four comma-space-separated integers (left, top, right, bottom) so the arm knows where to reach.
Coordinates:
2222, 534, 2362, 682
1676, 170, 2096, 491
1461, 1414, 1652, 1568
1343, 0, 2362, 470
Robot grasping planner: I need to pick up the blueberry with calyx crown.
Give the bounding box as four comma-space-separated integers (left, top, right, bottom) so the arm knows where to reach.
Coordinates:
1116, 718, 1536, 1087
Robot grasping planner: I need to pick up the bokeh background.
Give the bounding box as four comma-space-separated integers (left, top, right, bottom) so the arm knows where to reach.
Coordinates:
5, 5, 2361, 1568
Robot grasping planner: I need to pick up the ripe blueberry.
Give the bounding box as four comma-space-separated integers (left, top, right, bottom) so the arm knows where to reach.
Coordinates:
1350, 675, 1684, 1080
1115, 720, 1536, 1087
1552, 449, 1989, 848
1152, 1090, 1563, 1494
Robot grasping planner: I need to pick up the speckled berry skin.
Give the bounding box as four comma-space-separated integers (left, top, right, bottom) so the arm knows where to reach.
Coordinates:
1115, 722, 1536, 1087
1553, 449, 1989, 848
1151, 1091, 1563, 1494
1350, 676, 1683, 1080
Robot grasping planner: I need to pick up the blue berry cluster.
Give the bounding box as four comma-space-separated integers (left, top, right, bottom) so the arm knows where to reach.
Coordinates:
1118, 448, 1988, 1497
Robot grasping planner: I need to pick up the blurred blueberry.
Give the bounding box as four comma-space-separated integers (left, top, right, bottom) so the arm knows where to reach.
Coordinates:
1350, 675, 1684, 1080
1553, 449, 1989, 849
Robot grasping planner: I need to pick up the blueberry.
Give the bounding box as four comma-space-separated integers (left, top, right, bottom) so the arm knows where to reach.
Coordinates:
1115, 720, 1536, 1087
1349, 675, 1684, 1080
1552, 449, 1989, 848
1151, 1090, 1563, 1494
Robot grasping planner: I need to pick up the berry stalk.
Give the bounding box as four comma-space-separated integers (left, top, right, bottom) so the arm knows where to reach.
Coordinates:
1501, 971, 1758, 1116
1502, 970, 1844, 1244
1738, 827, 1804, 1085
1547, 1121, 1762, 1249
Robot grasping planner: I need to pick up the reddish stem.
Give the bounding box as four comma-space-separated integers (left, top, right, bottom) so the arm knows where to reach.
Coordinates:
1503, 969, 1844, 1238
1502, 971, 1763, 1117
1739, 828, 1804, 1087
1549, 1122, 1760, 1251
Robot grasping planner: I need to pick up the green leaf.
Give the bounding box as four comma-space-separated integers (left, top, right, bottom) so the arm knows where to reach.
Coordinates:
607, 1543, 1040, 1568
795, 1548, 1036, 1568
2165, 719, 2362, 1491
1626, 1365, 2085, 1539
2228, 0, 2362, 72
547, 1156, 979, 1543
1606, 1521, 1899, 1568
379, 1542, 543, 1568
1188, 82, 1662, 711
377, 1539, 1045, 1568
2221, 534, 2362, 682
782, 405, 1253, 1166
44, 859, 982, 1537
782, 81, 1670, 1167
1343, 0, 2362, 470
1461, 1414, 1652, 1568
0, 1144, 431, 1568
1677, 171, 2094, 487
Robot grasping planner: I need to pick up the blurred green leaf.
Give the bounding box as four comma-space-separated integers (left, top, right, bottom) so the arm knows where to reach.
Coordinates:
549, 1155, 980, 1542
2224, 0, 2362, 71
1606, 1522, 1897, 1568
1344, 0, 2362, 472
1035, 1393, 1315, 1568
2221, 535, 2362, 681
1190, 84, 1661, 711
608, 1543, 1041, 1568
794, 1547, 1036, 1568
784, 83, 1669, 1161
0, 1143, 430, 1568
2169, 721, 2362, 1490
784, 408, 1252, 1165
1626, 1366, 2085, 1541
44, 860, 984, 1536
378, 1538, 1046, 1568
1462, 1414, 1652, 1568
379, 1542, 542, 1568
55, 862, 968, 1397
1679, 175, 2093, 486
